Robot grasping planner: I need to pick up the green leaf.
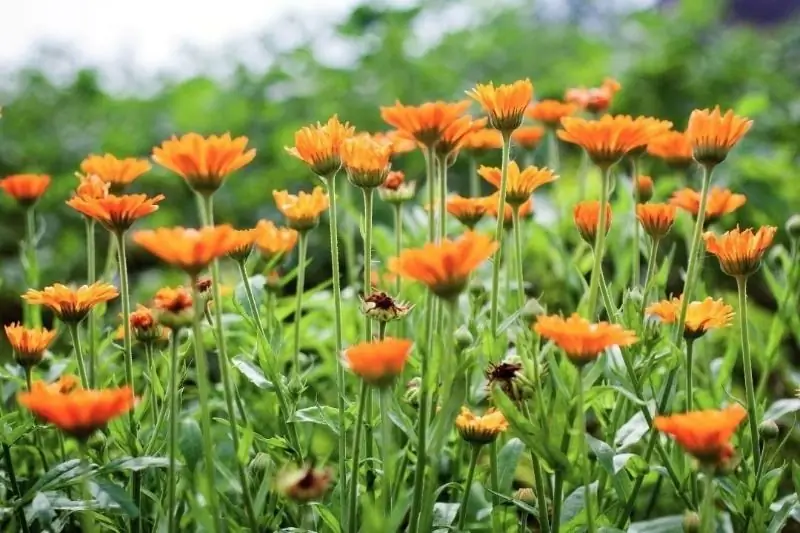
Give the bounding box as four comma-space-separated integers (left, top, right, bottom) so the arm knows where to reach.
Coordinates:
497, 438, 524, 494
559, 486, 587, 526
100, 456, 170, 473
767, 494, 798, 533
26, 460, 82, 496
627, 515, 684, 533
29, 492, 55, 525
432, 502, 459, 527
91, 479, 139, 517
309, 502, 342, 533
763, 399, 800, 422
293, 405, 342, 436
232, 355, 272, 390
614, 411, 650, 450
179, 419, 203, 472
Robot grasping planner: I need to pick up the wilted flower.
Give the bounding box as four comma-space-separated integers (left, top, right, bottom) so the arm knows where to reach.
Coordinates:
277, 465, 332, 502
360, 291, 414, 322
129, 305, 165, 344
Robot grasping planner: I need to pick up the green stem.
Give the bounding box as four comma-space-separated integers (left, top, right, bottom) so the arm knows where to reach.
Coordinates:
347, 381, 369, 533
68, 322, 90, 389
577, 150, 589, 201
341, 177, 358, 288
424, 148, 436, 244
144, 343, 158, 428
551, 404, 576, 533
599, 270, 618, 322
547, 128, 560, 172
699, 472, 715, 533
521, 404, 551, 533
584, 164, 611, 319
577, 369, 595, 533
1, 439, 29, 532
293, 232, 309, 374
631, 158, 641, 287
167, 331, 180, 533
103, 237, 119, 283
24, 207, 41, 328
79, 446, 97, 533
642, 238, 660, 303
394, 204, 402, 296
736, 276, 761, 474
456, 446, 481, 531
86, 219, 97, 387
362, 188, 376, 497
468, 155, 479, 198
115, 232, 136, 435
686, 340, 699, 508
512, 209, 525, 309
490, 441, 501, 532
489, 134, 512, 336
379, 387, 393, 513
437, 154, 447, 241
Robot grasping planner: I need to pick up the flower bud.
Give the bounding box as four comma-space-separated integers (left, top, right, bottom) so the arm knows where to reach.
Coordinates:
758, 419, 779, 440
403, 377, 421, 408
682, 511, 701, 532
786, 214, 800, 241
248, 452, 273, 476
513, 487, 536, 505
635, 175, 654, 203
454, 326, 474, 351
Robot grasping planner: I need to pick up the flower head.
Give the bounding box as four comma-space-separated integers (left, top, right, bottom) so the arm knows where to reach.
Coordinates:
467, 79, 533, 132
343, 338, 413, 387
434, 115, 487, 157
565, 78, 621, 114
511, 126, 546, 151
559, 115, 672, 166
66, 193, 165, 233
686, 107, 752, 166
635, 175, 654, 203
152, 286, 194, 329
23, 283, 119, 323
5, 323, 56, 368
636, 203, 677, 240
129, 305, 166, 344
526, 100, 578, 127
133, 226, 240, 275
80, 154, 151, 191
574, 201, 612, 244
485, 359, 533, 402
277, 465, 332, 502
534, 313, 638, 366
378, 171, 416, 204
703, 226, 777, 278
646, 296, 734, 339
654, 404, 747, 465
153, 133, 256, 194
455, 407, 508, 445
485, 195, 534, 229
462, 128, 504, 153
253, 220, 298, 260
446, 195, 488, 230
340, 135, 392, 189
73, 173, 111, 200
0, 174, 51, 206
273, 187, 329, 231
360, 291, 414, 323
647, 131, 694, 169
286, 115, 355, 178
227, 228, 259, 263
371, 130, 418, 155
669, 187, 746, 224
380, 100, 471, 148
479, 161, 557, 206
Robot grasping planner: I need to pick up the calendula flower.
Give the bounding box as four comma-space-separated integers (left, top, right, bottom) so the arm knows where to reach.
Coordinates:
5, 323, 57, 368
647, 131, 694, 169
526, 100, 578, 127
435, 115, 487, 158
462, 128, 504, 153
343, 337, 413, 387
153, 133, 256, 194
227, 228, 259, 263
273, 187, 329, 231
378, 171, 416, 204
574, 200, 613, 244
277, 465, 333, 502
371, 130, 418, 155
18, 384, 135, 440
703, 226, 777, 278
669, 187, 746, 223
559, 115, 672, 166
80, 154, 151, 191
129, 305, 165, 344
686, 107, 753, 166
646, 296, 734, 339
534, 313, 638, 366
133, 226, 240, 275
455, 407, 508, 445
636, 203, 677, 240
66, 193, 165, 233
153, 286, 194, 329
360, 291, 414, 323
654, 404, 747, 465
23, 283, 119, 323
467, 79, 534, 132
0, 174, 51, 206
479, 161, 558, 206
45, 375, 81, 395
511, 126, 546, 151
390, 231, 498, 300
565, 78, 621, 114
485, 195, 534, 229
340, 136, 392, 189
285, 115, 355, 178
380, 100, 471, 148
446, 195, 488, 230
635, 175, 654, 203
73, 173, 111, 200
253, 220, 299, 260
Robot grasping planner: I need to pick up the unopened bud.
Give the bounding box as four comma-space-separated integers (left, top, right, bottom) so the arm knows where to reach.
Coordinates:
248, 452, 272, 476
454, 326, 474, 350
403, 377, 421, 408
635, 175, 654, 203
682, 511, 701, 532
759, 419, 779, 440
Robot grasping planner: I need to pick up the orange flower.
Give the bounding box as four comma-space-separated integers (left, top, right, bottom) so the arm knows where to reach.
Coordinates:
277, 465, 333, 502
703, 226, 777, 278
340, 135, 392, 189
5, 323, 57, 368
435, 115, 487, 157
467, 79, 533, 132
378, 171, 416, 204
390, 231, 498, 300
80, 154, 151, 190
647, 131, 693, 169
525, 100, 577, 127
635, 175, 654, 203
565, 78, 621, 114
286, 115, 355, 178
380, 100, 471, 148
455, 407, 508, 445
636, 203, 677, 240
133, 226, 240, 275
151, 286, 194, 329
686, 107, 752, 166
669, 187, 746, 223
485, 194, 533, 228
646, 296, 734, 339
534, 313, 638, 366
273, 187, 329, 231
371, 131, 418, 155
73, 173, 111, 200
558, 115, 672, 166
654, 404, 747, 465
0, 174, 51, 206
66, 193, 165, 233
511, 126, 546, 151
343, 337, 413, 387
23, 282, 119, 323
227, 228, 259, 262
574, 200, 612, 244
153, 133, 256, 194
462, 128, 504, 152
18, 384, 135, 440
129, 305, 165, 343
381, 171, 405, 191
47, 375, 81, 395
253, 220, 299, 260
479, 161, 558, 206
446, 195, 488, 229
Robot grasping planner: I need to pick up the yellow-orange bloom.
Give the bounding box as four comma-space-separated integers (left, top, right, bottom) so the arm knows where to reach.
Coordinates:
341, 135, 392, 189
669, 187, 746, 223
343, 337, 413, 387
286, 115, 355, 178
565, 78, 621, 114
703, 226, 777, 278
43, 375, 81, 395
686, 107, 752, 166
654, 404, 746, 465
66, 193, 165, 233
23, 282, 119, 323
0, 174, 51, 206
647, 131, 694, 169
153, 133, 256, 194
525, 100, 578, 127
635, 175, 654, 203
273, 187, 329, 231
558, 115, 672, 166
479, 161, 558, 206
534, 314, 638, 366
380, 100, 471, 148
455, 407, 508, 444
19, 383, 135, 440
154, 287, 194, 314
446, 195, 488, 230
5, 323, 57, 368
467, 79, 533, 132
462, 128, 504, 152
228, 228, 259, 262
133, 226, 241, 274
253, 220, 299, 260
129, 305, 165, 344
80, 154, 151, 190
574, 201, 612, 244
485, 194, 533, 228
73, 173, 111, 200
390, 231, 498, 300
636, 203, 677, 240
646, 296, 734, 339
371, 130, 418, 155
435, 116, 487, 157
511, 126, 546, 151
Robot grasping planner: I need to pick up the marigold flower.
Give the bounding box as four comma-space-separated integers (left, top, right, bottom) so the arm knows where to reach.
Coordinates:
462, 128, 504, 152
468, 79, 533, 132
18, 384, 135, 440
559, 115, 672, 166
511, 126, 546, 151
129, 304, 165, 344
479, 161, 558, 206
277, 465, 332, 502
23, 283, 119, 323
380, 100, 471, 148
5, 323, 57, 368
153, 287, 194, 329
80, 154, 151, 191
0, 174, 51, 206
73, 173, 111, 200
646, 296, 734, 339
565, 78, 621, 114
48, 375, 81, 394
647, 131, 694, 169
286, 115, 355, 178
360, 291, 414, 323
455, 407, 508, 445
133, 226, 240, 274
635, 175, 654, 203
669, 187, 746, 223
636, 203, 677, 240
66, 193, 165, 234
446, 195, 488, 230
525, 100, 577, 127
686, 107, 752, 166
153, 133, 256, 194
434, 115, 487, 157
485, 195, 533, 229
654, 404, 746, 465
534, 313, 638, 366
371, 130, 418, 155
253, 220, 299, 260
226, 228, 259, 263
574, 200, 612, 244
703, 226, 777, 278
273, 187, 329, 231
343, 337, 413, 387
340, 136, 392, 189
390, 231, 498, 300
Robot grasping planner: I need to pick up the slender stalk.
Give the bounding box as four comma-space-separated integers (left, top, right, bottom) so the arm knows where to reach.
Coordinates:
521, 404, 551, 533
686, 340, 699, 507
379, 387, 393, 513
584, 164, 611, 319
437, 155, 448, 241
293, 232, 309, 374
736, 276, 761, 473
362, 187, 375, 496
115, 232, 136, 433
341, 176, 358, 288
68, 322, 90, 389
0, 414, 29, 533
512, 209, 525, 309
490, 441, 501, 532
456, 446, 481, 531
167, 331, 181, 533
699, 472, 715, 533
577, 369, 595, 533
24, 207, 41, 328
468, 155, 479, 198
489, 133, 512, 335
642, 238, 660, 302
424, 148, 436, 244
547, 128, 560, 172
143, 343, 158, 428
577, 150, 589, 201
79, 446, 97, 533
85, 219, 97, 387
393, 204, 402, 296
347, 381, 369, 533
631, 158, 641, 287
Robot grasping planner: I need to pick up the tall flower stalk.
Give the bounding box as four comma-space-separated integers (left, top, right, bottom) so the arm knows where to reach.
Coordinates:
489, 134, 511, 334
25, 207, 42, 328
85, 219, 97, 386
585, 164, 611, 317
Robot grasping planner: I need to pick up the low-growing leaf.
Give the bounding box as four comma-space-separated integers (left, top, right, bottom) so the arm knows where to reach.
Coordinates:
497, 438, 524, 494
614, 411, 650, 450
91, 479, 139, 517
29, 492, 55, 525
232, 355, 272, 390
763, 399, 800, 422
293, 406, 341, 436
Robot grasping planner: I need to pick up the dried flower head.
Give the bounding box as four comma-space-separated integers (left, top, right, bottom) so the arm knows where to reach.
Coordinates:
485, 358, 535, 402
23, 283, 119, 323
669, 187, 746, 224
66, 193, 165, 233
380, 100, 471, 148
646, 296, 734, 339
273, 187, 329, 232
467, 79, 534, 132
341, 136, 393, 189
133, 225, 241, 275
286, 115, 355, 178
654, 404, 746, 465
80, 154, 151, 191
446, 195, 488, 230
455, 407, 509, 445
574, 201, 613, 244
559, 115, 672, 166
703, 226, 777, 278
636, 203, 677, 240
253, 220, 299, 260
0, 174, 51, 207
5, 323, 56, 368
534, 313, 638, 366
277, 465, 333, 502
343, 337, 413, 387
686, 107, 752, 166
360, 291, 414, 322
526, 100, 578, 127
479, 161, 557, 206
647, 131, 694, 169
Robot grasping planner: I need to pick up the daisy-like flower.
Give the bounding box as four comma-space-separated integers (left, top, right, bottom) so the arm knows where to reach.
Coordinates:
227, 228, 259, 263
565, 78, 621, 114
636, 203, 677, 240
455, 407, 508, 445
23, 283, 119, 323
152, 286, 194, 329
341, 135, 392, 189
18, 383, 135, 440
133, 226, 241, 275
703, 226, 777, 278
371, 130, 418, 155
153, 133, 256, 194
526, 99, 578, 127
377, 170, 416, 204
253, 220, 299, 261
360, 291, 414, 323
574, 201, 613, 244
43, 375, 81, 395
390, 231, 498, 300
380, 100, 471, 148
277, 465, 333, 502
669, 187, 746, 224
129, 305, 165, 344
654, 404, 747, 465
559, 115, 672, 166
467, 79, 534, 132
479, 161, 558, 206
446, 195, 488, 230
686, 107, 753, 166
485, 195, 534, 229
646, 296, 734, 339
73, 173, 111, 200
511, 126, 546, 151
343, 337, 413, 387
434, 115, 487, 157
534, 313, 638, 366
66, 193, 165, 234
462, 128, 504, 153
647, 131, 694, 169
273, 187, 329, 231
635, 175, 654, 203
285, 115, 355, 178
5, 323, 57, 368
0, 174, 51, 207
80, 154, 151, 191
